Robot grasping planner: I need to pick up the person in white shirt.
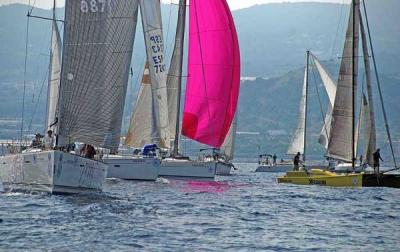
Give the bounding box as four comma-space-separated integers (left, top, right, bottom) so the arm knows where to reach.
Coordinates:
43, 130, 55, 150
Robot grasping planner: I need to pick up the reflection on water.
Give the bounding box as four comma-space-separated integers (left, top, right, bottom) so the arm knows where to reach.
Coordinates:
1, 163, 400, 251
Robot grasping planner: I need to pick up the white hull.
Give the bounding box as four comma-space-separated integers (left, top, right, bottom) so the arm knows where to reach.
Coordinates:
160, 159, 216, 179
256, 164, 293, 173
216, 162, 233, 176
0, 151, 107, 194
104, 155, 160, 181
335, 163, 373, 173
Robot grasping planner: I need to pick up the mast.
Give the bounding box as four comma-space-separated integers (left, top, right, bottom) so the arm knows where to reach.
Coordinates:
304, 50, 310, 163
169, 0, 187, 157
351, 0, 356, 169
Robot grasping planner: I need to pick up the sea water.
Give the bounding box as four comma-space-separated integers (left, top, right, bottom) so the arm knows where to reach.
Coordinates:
1, 163, 399, 251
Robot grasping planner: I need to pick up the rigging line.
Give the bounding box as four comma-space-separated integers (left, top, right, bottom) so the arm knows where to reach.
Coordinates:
164, 0, 174, 56
27, 63, 50, 131
330, 0, 346, 59
362, 0, 397, 169
20, 1, 32, 145
310, 57, 329, 142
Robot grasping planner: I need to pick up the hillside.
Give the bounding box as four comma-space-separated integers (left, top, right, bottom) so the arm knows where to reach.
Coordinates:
0, 1, 399, 159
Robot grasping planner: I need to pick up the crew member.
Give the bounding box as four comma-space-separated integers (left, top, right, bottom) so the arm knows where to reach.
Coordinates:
373, 149, 383, 174
293, 152, 301, 171
43, 130, 55, 150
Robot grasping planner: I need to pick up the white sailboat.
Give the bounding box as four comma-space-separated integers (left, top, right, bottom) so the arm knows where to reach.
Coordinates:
257, 54, 311, 173
325, 0, 378, 173
0, 0, 138, 193
215, 115, 238, 175
104, 62, 161, 181
159, 0, 241, 179
102, 2, 161, 181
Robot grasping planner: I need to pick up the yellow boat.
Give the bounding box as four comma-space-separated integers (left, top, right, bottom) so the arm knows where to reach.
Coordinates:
277, 169, 363, 187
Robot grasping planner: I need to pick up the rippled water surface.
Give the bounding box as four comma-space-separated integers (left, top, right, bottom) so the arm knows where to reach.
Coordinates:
1, 163, 400, 251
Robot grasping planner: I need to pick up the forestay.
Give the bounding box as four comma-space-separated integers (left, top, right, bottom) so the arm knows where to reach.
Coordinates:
58, 0, 139, 150
125, 62, 157, 148
287, 66, 308, 155
46, 7, 62, 134
182, 0, 240, 148
139, 0, 170, 148
327, 0, 360, 162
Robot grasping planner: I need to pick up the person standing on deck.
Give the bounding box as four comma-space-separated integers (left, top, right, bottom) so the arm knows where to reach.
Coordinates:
43, 130, 55, 150
273, 154, 277, 165
359, 155, 363, 166
293, 152, 301, 171
373, 149, 384, 174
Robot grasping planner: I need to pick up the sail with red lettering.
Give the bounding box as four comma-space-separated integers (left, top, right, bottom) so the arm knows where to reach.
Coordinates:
181, 0, 240, 148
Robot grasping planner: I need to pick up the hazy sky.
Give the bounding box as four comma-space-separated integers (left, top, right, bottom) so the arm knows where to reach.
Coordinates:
0, 0, 350, 10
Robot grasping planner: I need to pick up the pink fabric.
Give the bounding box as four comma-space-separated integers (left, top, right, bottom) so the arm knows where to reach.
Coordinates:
182, 0, 240, 148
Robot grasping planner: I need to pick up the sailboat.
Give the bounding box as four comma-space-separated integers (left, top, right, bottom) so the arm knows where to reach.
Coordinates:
103, 1, 161, 181
105, 63, 161, 181
159, 0, 240, 179
215, 115, 238, 175
256, 54, 319, 173
279, 0, 400, 188
0, 0, 138, 193
278, 50, 363, 187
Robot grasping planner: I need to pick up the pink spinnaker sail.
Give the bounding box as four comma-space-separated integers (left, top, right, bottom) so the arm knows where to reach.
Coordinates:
182, 0, 240, 148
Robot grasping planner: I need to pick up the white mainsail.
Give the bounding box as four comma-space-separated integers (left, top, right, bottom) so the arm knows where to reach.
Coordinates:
167, 0, 186, 154
310, 54, 337, 149
125, 62, 157, 148
287, 65, 308, 155
58, 0, 139, 150
360, 15, 376, 166
327, 0, 360, 162
139, 0, 170, 148
220, 113, 238, 162
46, 5, 62, 134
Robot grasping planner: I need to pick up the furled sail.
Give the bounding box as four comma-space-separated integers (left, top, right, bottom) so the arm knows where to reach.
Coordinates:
139, 0, 170, 148
182, 0, 240, 148
125, 62, 157, 148
46, 7, 62, 134
360, 15, 376, 166
167, 0, 187, 154
287, 66, 308, 155
58, 0, 139, 150
220, 113, 238, 162
360, 93, 371, 159
310, 54, 337, 149
327, 0, 360, 162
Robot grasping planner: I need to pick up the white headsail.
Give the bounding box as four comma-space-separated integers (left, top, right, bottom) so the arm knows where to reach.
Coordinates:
57, 0, 139, 150
46, 3, 62, 134
287, 65, 308, 155
220, 113, 238, 162
310, 53, 337, 149
167, 0, 187, 155
327, 0, 360, 162
139, 0, 170, 148
125, 62, 157, 148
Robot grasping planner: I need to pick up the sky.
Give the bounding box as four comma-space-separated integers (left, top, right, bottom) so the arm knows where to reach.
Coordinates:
0, 0, 350, 10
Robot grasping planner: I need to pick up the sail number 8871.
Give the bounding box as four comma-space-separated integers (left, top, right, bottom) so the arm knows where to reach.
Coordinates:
81, 0, 114, 13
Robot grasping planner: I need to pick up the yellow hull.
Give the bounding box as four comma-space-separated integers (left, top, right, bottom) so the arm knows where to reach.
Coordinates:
277, 169, 363, 187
